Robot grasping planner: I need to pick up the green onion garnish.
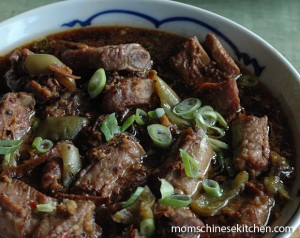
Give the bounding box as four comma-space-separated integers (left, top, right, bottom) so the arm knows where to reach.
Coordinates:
2, 153, 11, 167
120, 115, 135, 133
194, 106, 216, 128
88, 68, 106, 98
122, 186, 144, 208
208, 137, 229, 152
0, 140, 23, 154
194, 106, 228, 132
159, 178, 174, 200
100, 113, 120, 142
239, 74, 258, 88
148, 108, 165, 119
140, 218, 156, 238
36, 202, 57, 212
173, 98, 201, 119
207, 126, 226, 139
179, 149, 199, 178
135, 108, 148, 125
147, 124, 172, 148
215, 111, 228, 129
202, 179, 222, 197
160, 194, 192, 208
32, 137, 53, 153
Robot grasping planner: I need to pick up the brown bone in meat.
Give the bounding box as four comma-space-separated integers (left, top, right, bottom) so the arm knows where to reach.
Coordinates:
61, 43, 152, 72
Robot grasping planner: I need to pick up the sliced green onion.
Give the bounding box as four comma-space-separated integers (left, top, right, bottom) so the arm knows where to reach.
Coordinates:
194, 106, 216, 127
100, 113, 120, 142
2, 152, 17, 167
208, 137, 229, 152
3, 153, 11, 166
173, 98, 201, 119
147, 124, 172, 148
239, 74, 258, 88
162, 103, 191, 127
36, 202, 57, 212
202, 179, 222, 197
0, 140, 23, 154
194, 106, 228, 131
135, 108, 148, 125
148, 108, 165, 119
32, 137, 53, 153
191, 171, 249, 216
120, 115, 135, 132
160, 194, 192, 208
207, 126, 226, 139
159, 178, 174, 200
122, 186, 144, 208
215, 111, 228, 129
179, 149, 199, 178
140, 218, 156, 238
88, 68, 106, 98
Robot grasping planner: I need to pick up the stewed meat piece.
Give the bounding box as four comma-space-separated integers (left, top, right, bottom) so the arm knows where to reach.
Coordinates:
61, 43, 152, 72
73, 133, 149, 202
170, 34, 241, 120
203, 33, 240, 79
154, 128, 215, 195
0, 179, 55, 238
154, 204, 204, 238
170, 36, 211, 87
32, 200, 102, 238
45, 91, 89, 118
0, 179, 101, 238
0, 92, 35, 140
198, 79, 240, 121
232, 115, 270, 176
100, 76, 157, 113
41, 160, 63, 192
170, 34, 240, 87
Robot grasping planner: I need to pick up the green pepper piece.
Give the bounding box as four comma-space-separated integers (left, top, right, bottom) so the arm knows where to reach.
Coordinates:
60, 143, 82, 186
264, 176, 290, 199
150, 73, 190, 127
112, 186, 155, 224
35, 116, 88, 141
191, 171, 249, 216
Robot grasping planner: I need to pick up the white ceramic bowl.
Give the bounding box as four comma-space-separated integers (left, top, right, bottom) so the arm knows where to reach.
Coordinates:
0, 0, 299, 237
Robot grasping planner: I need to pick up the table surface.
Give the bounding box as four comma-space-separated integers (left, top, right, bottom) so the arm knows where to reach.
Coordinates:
0, 0, 300, 237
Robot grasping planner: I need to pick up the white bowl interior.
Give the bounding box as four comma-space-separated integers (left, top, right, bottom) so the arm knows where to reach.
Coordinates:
0, 0, 299, 236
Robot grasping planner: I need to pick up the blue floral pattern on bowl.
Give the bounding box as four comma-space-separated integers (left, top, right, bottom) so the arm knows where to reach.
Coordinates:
61, 9, 265, 76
